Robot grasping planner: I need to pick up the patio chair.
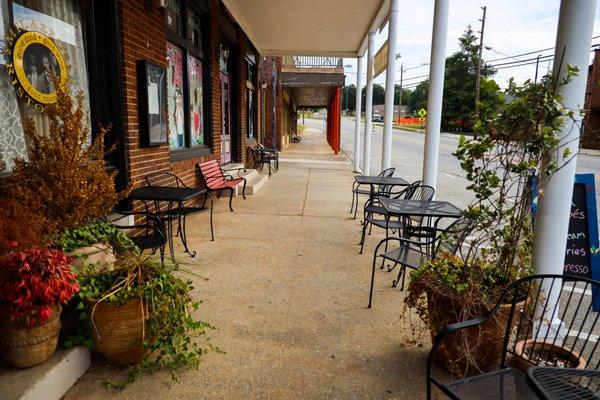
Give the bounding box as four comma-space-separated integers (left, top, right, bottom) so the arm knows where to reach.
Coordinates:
257, 143, 279, 172
145, 172, 214, 243
197, 159, 246, 212
427, 274, 600, 400
359, 183, 434, 254
247, 144, 277, 176
112, 210, 167, 262
350, 167, 396, 219
368, 217, 472, 308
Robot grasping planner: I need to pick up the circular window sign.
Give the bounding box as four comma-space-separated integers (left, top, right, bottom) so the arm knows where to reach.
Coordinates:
8, 30, 67, 108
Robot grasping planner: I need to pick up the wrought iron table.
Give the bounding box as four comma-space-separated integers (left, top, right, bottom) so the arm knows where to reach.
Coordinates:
527, 367, 600, 400
128, 186, 211, 257
354, 175, 410, 194
378, 198, 463, 219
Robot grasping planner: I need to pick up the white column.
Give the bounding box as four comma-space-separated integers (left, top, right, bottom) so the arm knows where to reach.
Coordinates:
381, 0, 400, 171
532, 0, 597, 338
422, 0, 449, 192
363, 32, 376, 176
354, 56, 364, 172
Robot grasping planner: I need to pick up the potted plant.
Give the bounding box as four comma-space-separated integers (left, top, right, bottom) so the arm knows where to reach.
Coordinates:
405, 68, 580, 377
4, 79, 126, 243
52, 220, 136, 273
76, 250, 214, 387
0, 246, 79, 368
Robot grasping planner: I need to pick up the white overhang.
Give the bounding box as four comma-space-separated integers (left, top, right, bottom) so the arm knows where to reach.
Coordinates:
221, 0, 388, 57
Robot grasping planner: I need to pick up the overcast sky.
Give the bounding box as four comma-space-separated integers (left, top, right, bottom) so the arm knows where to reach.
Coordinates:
343, 0, 600, 90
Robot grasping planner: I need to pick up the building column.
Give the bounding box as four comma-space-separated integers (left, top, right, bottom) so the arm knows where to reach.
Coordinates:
533, 0, 597, 274
421, 0, 449, 192
363, 31, 376, 176
532, 0, 597, 336
354, 56, 364, 172
381, 0, 400, 171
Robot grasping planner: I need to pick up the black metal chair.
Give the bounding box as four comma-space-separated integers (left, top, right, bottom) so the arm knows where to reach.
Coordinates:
145, 172, 214, 253
368, 217, 472, 308
257, 143, 279, 172
247, 145, 277, 176
112, 210, 167, 262
428, 274, 600, 400
350, 167, 396, 219
359, 183, 434, 254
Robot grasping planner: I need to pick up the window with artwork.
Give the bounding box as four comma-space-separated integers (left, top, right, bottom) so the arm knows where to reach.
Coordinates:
0, 0, 90, 172
165, 0, 208, 153
246, 57, 256, 139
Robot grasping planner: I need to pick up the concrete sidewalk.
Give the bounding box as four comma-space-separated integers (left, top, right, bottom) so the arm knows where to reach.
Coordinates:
63, 128, 428, 400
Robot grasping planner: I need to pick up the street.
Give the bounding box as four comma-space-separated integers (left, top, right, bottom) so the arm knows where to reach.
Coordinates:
302, 117, 600, 213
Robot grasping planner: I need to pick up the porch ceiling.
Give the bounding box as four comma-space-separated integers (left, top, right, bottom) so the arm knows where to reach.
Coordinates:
221, 0, 387, 57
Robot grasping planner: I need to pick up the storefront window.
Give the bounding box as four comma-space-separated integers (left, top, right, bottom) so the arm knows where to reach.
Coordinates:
167, 42, 185, 149
0, 0, 90, 172
165, 3, 208, 153
188, 55, 204, 146
246, 59, 255, 139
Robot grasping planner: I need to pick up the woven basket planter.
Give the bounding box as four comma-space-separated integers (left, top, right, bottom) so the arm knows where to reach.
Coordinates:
513, 339, 585, 372
426, 288, 526, 378
0, 305, 62, 368
88, 298, 150, 366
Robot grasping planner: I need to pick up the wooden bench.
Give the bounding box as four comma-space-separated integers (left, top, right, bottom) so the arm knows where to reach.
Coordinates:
197, 159, 246, 212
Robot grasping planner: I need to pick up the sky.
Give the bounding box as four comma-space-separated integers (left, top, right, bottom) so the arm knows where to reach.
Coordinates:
343, 0, 600, 91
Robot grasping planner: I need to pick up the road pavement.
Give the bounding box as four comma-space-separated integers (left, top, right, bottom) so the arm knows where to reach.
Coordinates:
303, 117, 600, 213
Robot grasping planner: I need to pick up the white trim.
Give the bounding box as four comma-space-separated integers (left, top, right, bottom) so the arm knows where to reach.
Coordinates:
358, 0, 390, 57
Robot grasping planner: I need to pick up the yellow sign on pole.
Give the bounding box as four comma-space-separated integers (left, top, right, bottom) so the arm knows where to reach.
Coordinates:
417, 108, 427, 118
373, 39, 388, 78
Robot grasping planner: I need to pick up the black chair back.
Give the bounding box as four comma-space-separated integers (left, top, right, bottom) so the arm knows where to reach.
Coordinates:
433, 217, 472, 257
498, 274, 600, 370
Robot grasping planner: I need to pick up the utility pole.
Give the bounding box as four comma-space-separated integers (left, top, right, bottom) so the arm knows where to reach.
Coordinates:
398, 65, 404, 119
534, 54, 541, 83
474, 5, 486, 140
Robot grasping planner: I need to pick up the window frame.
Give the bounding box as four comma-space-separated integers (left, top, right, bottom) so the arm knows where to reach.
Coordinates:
245, 57, 257, 140
165, 0, 211, 160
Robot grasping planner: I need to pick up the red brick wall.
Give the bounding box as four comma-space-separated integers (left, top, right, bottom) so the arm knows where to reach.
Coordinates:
118, 0, 170, 188
263, 57, 284, 150
117, 0, 224, 193
583, 49, 600, 150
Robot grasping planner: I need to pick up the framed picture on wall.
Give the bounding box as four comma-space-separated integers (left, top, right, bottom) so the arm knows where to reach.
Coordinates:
138, 60, 167, 147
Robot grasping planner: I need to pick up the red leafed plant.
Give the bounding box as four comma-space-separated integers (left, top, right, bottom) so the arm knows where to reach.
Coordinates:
0, 247, 79, 327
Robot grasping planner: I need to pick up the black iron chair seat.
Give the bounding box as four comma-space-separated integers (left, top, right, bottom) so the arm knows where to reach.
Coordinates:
364, 204, 386, 215
367, 217, 407, 231
130, 233, 166, 252
379, 244, 428, 268
441, 369, 538, 400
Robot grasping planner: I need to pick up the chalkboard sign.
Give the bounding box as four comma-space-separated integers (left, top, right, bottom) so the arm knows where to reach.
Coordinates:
563, 174, 600, 283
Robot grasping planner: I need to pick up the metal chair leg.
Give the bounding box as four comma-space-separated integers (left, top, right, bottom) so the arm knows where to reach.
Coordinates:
241, 179, 247, 199
368, 252, 379, 308
359, 219, 369, 254
209, 195, 214, 241
228, 188, 234, 212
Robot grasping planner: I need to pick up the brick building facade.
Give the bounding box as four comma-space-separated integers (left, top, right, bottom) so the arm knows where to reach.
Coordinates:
583, 49, 600, 150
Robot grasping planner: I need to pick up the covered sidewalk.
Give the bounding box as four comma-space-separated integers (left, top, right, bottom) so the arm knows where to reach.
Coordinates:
63, 128, 427, 399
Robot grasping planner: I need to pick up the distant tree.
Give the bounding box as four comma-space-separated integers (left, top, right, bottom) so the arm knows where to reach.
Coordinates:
342, 85, 356, 111
442, 25, 496, 130
394, 85, 412, 108
408, 81, 429, 114
372, 84, 385, 105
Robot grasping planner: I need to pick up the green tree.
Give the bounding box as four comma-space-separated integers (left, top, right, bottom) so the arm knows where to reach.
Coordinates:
394, 85, 412, 108
442, 25, 496, 130
372, 84, 385, 105
408, 81, 429, 115
342, 85, 356, 111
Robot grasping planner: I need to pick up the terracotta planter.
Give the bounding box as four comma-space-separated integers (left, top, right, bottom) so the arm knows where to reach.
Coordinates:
513, 339, 585, 372
0, 305, 62, 368
427, 288, 526, 377
88, 298, 150, 366
68, 243, 115, 274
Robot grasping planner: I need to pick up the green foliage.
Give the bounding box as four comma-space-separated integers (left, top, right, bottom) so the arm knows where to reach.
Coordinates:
52, 220, 136, 253
406, 69, 577, 329
77, 251, 216, 388
408, 81, 429, 114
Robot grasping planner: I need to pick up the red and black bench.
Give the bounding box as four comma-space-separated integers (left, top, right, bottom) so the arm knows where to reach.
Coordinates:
197, 159, 246, 212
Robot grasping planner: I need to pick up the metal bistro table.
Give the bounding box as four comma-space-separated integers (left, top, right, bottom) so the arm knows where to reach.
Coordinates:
354, 175, 410, 197
379, 198, 463, 251
128, 186, 210, 258
527, 366, 600, 400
